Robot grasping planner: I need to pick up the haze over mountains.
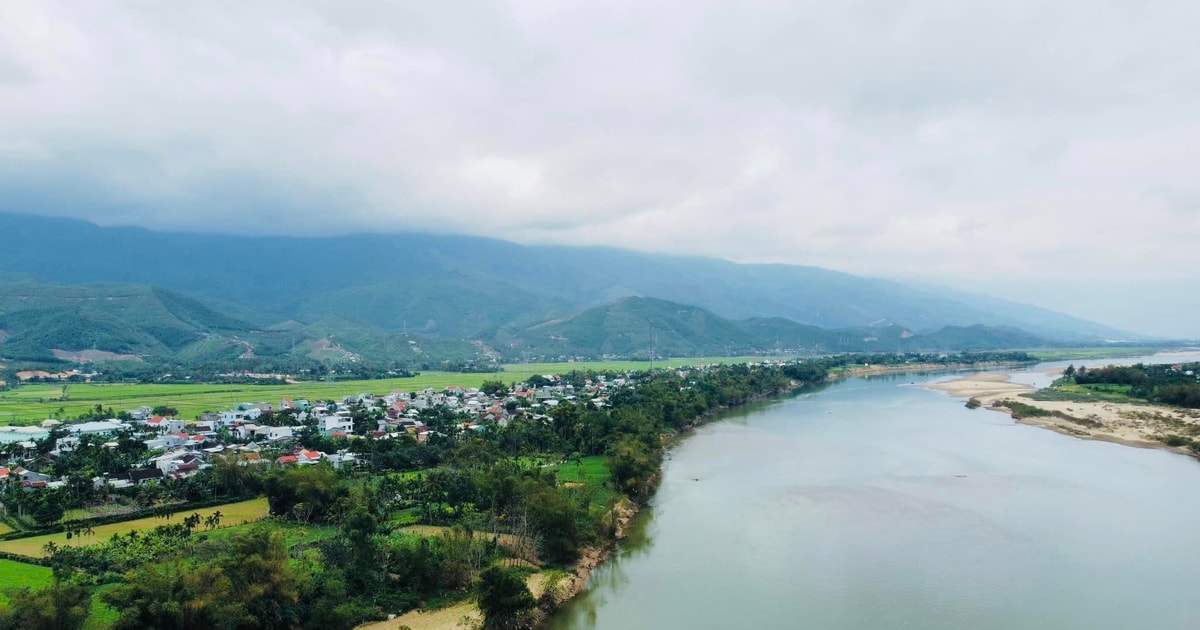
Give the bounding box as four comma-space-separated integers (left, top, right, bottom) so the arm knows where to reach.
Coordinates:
0, 213, 1141, 366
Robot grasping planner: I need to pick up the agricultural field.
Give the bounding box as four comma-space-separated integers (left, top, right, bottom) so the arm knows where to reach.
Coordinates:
0, 497, 269, 558
553, 455, 617, 507
0, 558, 52, 594
0, 357, 768, 424
1023, 347, 1165, 361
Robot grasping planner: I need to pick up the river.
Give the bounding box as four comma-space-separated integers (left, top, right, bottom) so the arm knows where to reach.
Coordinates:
545, 359, 1200, 630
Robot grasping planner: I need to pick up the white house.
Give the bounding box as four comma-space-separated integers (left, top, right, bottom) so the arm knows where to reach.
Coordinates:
219, 407, 262, 426
318, 415, 354, 435
69, 419, 127, 436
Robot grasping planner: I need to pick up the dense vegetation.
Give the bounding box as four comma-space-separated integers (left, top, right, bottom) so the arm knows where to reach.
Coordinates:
1064, 362, 1200, 408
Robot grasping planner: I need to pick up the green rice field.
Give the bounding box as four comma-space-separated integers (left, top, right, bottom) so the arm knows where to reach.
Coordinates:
0, 358, 770, 424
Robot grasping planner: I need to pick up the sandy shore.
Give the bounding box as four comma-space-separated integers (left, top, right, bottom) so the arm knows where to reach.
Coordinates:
928, 373, 1200, 454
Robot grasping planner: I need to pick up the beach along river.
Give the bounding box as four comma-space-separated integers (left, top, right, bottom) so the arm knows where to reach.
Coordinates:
545, 366, 1200, 630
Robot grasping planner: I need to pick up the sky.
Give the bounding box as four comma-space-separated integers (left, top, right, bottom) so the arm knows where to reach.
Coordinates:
0, 1, 1197, 337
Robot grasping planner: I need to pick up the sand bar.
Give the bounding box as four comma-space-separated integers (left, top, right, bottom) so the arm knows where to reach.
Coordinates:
928, 372, 1200, 454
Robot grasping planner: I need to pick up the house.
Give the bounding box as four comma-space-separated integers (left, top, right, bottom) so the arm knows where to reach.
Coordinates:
169, 454, 204, 475
220, 406, 263, 426
239, 452, 265, 465
233, 423, 260, 440
13, 467, 52, 483
297, 449, 322, 464
52, 436, 81, 455
124, 468, 165, 485
69, 419, 127, 436
192, 421, 217, 434
144, 432, 192, 451
318, 415, 354, 435
325, 451, 359, 469
153, 450, 205, 474
268, 426, 295, 441
276, 455, 299, 466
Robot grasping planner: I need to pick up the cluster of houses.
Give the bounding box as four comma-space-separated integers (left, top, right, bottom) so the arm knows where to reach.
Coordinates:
4, 372, 633, 494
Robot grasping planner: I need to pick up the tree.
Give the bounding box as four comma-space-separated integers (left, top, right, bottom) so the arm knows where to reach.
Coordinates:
33, 501, 64, 527
220, 528, 300, 630
103, 561, 247, 630
480, 380, 508, 397
477, 566, 536, 630
0, 579, 91, 630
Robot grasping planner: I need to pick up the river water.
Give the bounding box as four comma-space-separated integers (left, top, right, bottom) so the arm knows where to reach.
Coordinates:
546, 359, 1200, 630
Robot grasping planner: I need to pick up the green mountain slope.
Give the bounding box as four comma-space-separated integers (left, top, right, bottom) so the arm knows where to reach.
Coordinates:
0, 281, 487, 368
0, 282, 258, 361
506, 297, 1052, 359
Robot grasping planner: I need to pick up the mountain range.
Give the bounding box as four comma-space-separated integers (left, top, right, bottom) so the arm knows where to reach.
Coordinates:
0, 213, 1142, 366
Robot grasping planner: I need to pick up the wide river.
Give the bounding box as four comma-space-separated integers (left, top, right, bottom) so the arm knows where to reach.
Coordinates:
546, 358, 1200, 630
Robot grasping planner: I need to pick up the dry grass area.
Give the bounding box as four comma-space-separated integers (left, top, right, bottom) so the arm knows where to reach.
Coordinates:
0, 497, 268, 557
397, 525, 527, 554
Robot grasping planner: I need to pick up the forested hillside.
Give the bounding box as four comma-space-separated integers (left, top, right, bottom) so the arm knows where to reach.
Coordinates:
0, 213, 1134, 341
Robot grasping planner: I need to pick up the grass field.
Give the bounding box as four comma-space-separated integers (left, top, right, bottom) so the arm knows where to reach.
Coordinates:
1027, 381, 1143, 404
0, 497, 269, 558
0, 357, 769, 424
553, 455, 617, 507
0, 558, 52, 593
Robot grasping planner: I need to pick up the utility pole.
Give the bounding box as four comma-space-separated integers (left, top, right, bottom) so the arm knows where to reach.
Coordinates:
649, 321, 655, 371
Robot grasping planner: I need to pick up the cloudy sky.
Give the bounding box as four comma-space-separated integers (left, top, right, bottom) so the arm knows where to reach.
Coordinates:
1, 1, 1197, 336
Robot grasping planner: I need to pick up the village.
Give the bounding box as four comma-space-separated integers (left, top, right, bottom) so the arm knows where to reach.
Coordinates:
0, 372, 630, 515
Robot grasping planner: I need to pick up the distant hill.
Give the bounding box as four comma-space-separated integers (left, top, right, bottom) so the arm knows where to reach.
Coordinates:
506, 296, 1052, 359
0, 281, 486, 368
0, 282, 260, 361
0, 213, 1136, 341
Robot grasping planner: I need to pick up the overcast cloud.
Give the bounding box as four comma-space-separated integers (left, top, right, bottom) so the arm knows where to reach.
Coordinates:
0, 1, 1197, 336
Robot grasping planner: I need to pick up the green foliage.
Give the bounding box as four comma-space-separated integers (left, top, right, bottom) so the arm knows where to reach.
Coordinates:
1050, 363, 1200, 409
263, 465, 340, 523
103, 561, 247, 630
477, 566, 536, 630
607, 438, 659, 500
0, 579, 92, 630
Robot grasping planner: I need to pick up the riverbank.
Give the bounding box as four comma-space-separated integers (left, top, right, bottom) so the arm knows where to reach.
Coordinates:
833, 360, 1034, 380
359, 499, 640, 630
928, 372, 1200, 456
